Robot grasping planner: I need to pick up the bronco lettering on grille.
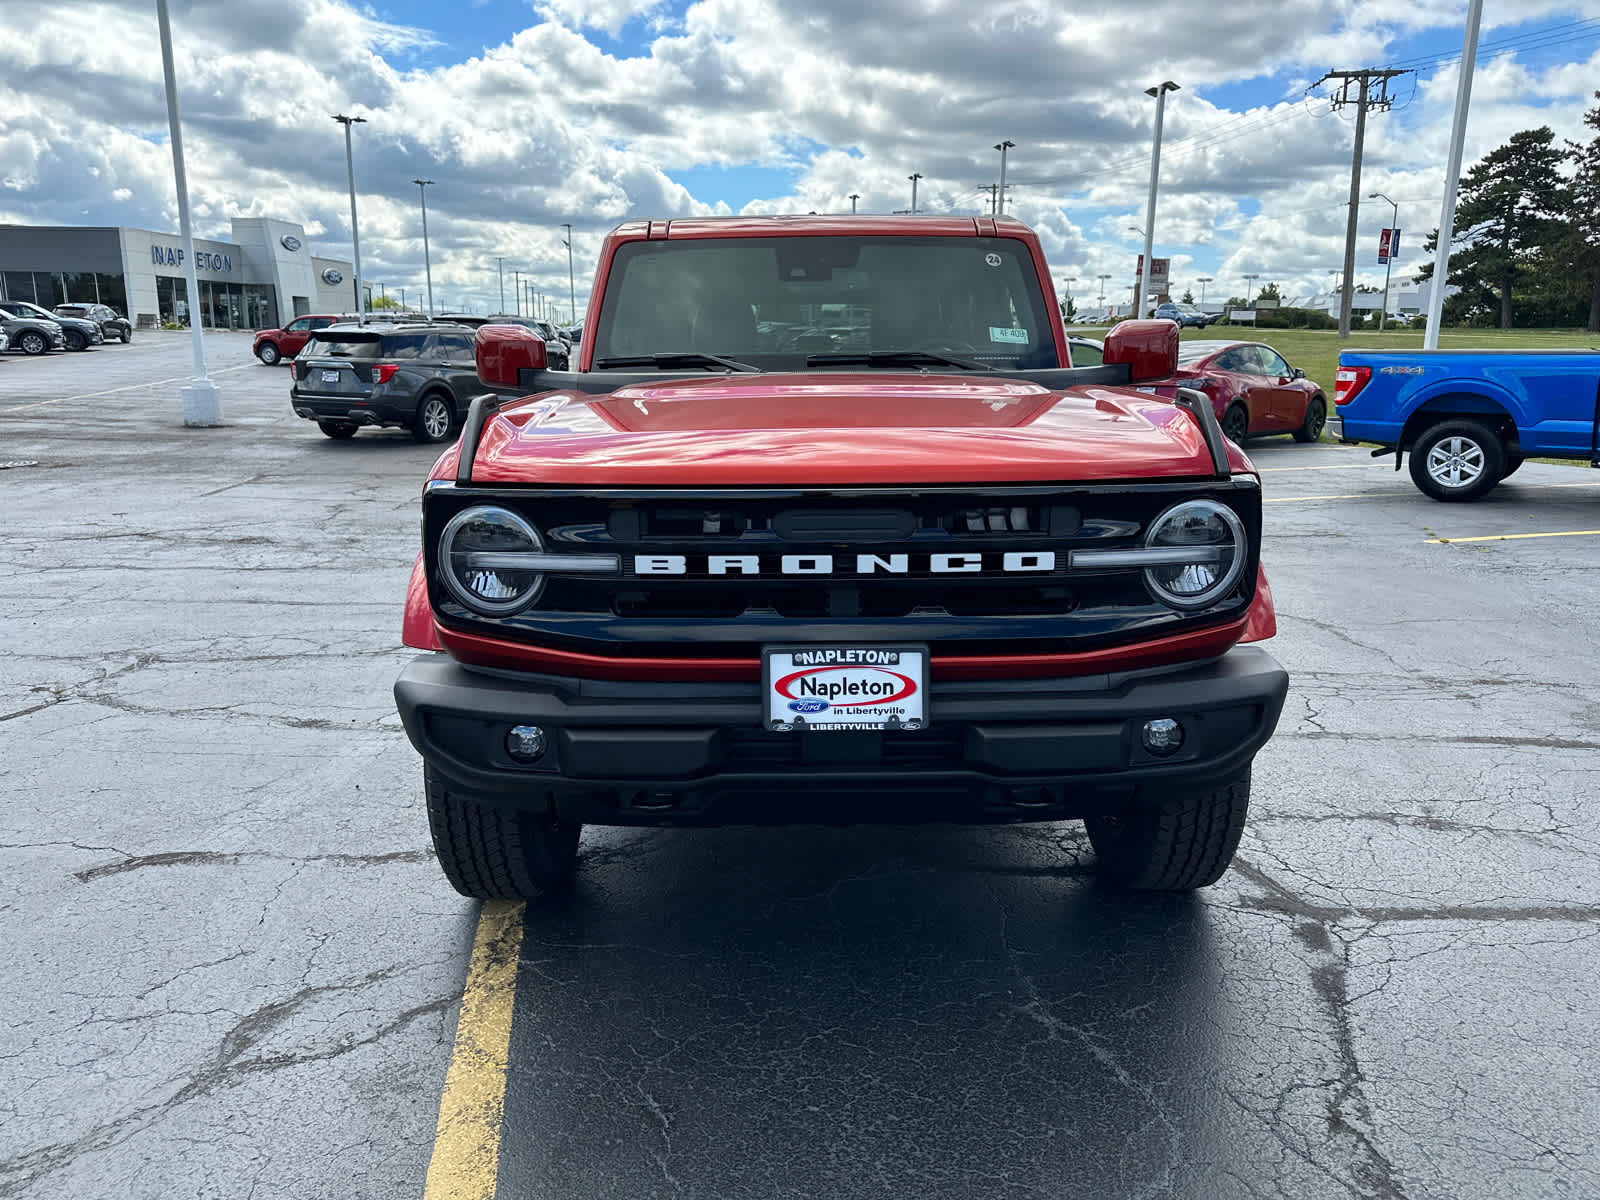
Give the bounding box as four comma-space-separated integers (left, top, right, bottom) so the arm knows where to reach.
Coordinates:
633, 552, 1058, 576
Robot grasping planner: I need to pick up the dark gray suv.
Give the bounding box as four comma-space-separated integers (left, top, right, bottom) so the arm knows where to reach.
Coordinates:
289, 323, 481, 443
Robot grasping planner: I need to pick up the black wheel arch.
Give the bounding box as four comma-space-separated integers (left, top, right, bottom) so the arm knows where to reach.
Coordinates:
1398, 393, 1519, 457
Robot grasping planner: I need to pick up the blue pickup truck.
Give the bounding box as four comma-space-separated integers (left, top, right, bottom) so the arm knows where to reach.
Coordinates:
1334, 348, 1600, 501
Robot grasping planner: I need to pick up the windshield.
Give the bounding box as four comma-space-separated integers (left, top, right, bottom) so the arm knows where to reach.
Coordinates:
6, 301, 56, 321
56, 305, 91, 316
590, 235, 1058, 371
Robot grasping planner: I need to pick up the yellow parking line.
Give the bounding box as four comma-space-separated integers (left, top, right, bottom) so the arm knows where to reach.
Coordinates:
1427, 529, 1600, 544
424, 900, 524, 1200
1267, 481, 1600, 504
0, 363, 254, 414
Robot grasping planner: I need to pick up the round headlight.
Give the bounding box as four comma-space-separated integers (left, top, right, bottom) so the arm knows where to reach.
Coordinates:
439, 506, 545, 615
1142, 499, 1247, 610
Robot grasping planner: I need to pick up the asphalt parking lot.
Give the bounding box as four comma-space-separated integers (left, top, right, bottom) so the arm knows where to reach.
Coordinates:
3, 333, 1598, 1199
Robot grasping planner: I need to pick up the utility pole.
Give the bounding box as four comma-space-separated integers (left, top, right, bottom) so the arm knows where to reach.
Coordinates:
1139, 81, 1179, 319
412, 179, 434, 317
561, 223, 575, 324
1319, 68, 1408, 338
513, 269, 521, 316
496, 256, 505, 314
848, 193, 860, 214
908, 173, 922, 214
994, 140, 1014, 215
332, 114, 366, 317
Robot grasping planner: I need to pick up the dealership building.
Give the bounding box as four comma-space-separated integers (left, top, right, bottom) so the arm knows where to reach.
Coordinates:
0, 218, 354, 331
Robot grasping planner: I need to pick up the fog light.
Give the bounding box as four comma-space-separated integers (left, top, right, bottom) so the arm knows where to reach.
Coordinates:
505, 724, 547, 762
1141, 718, 1185, 756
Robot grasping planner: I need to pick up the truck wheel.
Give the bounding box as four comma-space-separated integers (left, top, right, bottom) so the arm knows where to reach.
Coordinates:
413, 393, 457, 444
317, 421, 358, 440
1500, 454, 1525, 480
1085, 768, 1250, 890
257, 342, 280, 366
1221, 404, 1249, 445
1409, 420, 1505, 502
424, 765, 581, 900
1292, 396, 1327, 443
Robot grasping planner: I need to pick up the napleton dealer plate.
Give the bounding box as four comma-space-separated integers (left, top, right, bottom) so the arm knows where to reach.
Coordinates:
762, 646, 928, 732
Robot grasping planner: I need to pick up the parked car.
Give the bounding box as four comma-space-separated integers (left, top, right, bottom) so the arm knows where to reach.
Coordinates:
477, 315, 570, 369
1162, 340, 1327, 445
1335, 346, 1600, 501
0, 328, 9, 354
1, 311, 67, 356
55, 302, 132, 343
0, 300, 102, 350
289, 321, 482, 443
1152, 302, 1214, 329
253, 314, 341, 365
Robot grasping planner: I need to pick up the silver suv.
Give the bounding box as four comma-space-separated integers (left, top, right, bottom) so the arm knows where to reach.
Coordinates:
288, 322, 481, 443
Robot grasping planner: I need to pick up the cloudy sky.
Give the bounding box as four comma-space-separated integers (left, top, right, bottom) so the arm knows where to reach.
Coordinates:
2, 0, 1598, 318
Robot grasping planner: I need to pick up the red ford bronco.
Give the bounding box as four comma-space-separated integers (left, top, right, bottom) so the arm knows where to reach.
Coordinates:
394, 215, 1287, 898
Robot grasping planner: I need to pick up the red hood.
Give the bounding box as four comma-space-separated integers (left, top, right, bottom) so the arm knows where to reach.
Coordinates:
441, 373, 1248, 486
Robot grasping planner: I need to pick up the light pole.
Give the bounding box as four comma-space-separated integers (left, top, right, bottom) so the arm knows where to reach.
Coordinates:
332, 113, 366, 317
1425, 0, 1484, 348
1370, 191, 1399, 331
561, 223, 576, 324
849, 193, 860, 214
1138, 81, 1179, 319
155, 0, 220, 425
412, 178, 434, 317
496, 256, 505, 314
512, 269, 521, 316
1198, 275, 1213, 304
908, 173, 922, 214
1243, 274, 1259, 305
994, 140, 1014, 216
1097, 272, 1110, 314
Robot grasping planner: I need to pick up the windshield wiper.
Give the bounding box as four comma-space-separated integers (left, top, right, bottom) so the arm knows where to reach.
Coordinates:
593, 352, 762, 373
805, 350, 994, 372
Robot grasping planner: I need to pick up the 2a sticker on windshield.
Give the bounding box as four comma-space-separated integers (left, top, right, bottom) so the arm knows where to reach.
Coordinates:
989, 327, 1030, 344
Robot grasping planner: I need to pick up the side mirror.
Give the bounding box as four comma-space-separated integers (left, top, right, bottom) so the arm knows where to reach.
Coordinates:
475, 323, 548, 388
1103, 319, 1179, 383
1292, 367, 1306, 380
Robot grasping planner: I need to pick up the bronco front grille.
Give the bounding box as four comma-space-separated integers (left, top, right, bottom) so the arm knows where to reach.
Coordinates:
422, 482, 1261, 657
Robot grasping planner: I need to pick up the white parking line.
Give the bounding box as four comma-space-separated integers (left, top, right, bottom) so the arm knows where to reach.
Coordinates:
0, 363, 256, 414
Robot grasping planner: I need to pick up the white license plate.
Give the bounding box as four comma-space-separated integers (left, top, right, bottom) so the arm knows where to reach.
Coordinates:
321, 369, 341, 383
763, 646, 928, 732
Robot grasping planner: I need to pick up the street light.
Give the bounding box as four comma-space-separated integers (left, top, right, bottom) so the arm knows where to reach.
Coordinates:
1243, 273, 1259, 304
1370, 191, 1399, 331
332, 113, 366, 317
412, 178, 434, 317
1198, 275, 1213, 303
496, 256, 505, 313
561, 223, 576, 324
908, 173, 923, 214
1138, 81, 1180, 318
994, 140, 1015, 216
848, 193, 860, 214
155, 0, 220, 425
1097, 272, 1111, 310
512, 269, 521, 316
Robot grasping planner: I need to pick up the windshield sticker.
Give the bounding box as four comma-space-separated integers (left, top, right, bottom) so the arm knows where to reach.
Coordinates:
989, 326, 1030, 344
984, 253, 1002, 267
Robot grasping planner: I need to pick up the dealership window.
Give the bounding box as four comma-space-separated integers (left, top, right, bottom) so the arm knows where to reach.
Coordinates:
2, 270, 129, 314
156, 275, 189, 325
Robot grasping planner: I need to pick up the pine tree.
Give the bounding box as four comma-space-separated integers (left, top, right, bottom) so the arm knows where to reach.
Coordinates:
1181, 288, 1195, 304
1417, 127, 1571, 328
1568, 92, 1600, 333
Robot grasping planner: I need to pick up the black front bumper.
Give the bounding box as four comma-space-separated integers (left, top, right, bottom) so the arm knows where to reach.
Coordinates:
394, 648, 1289, 826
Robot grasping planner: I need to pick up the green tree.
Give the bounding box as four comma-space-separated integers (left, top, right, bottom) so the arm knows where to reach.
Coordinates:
1059, 296, 1078, 321
1257, 281, 1282, 302
1181, 288, 1194, 304
369, 294, 402, 310
1417, 126, 1571, 328
1568, 91, 1600, 332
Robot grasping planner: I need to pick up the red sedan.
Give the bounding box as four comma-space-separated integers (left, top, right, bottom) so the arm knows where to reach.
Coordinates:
252, 314, 341, 366
1170, 340, 1327, 445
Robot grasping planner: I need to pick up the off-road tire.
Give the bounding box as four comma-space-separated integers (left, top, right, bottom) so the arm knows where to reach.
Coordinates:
257, 341, 281, 366
1085, 768, 1250, 891
1221, 404, 1249, 445
1292, 395, 1327, 443
18, 330, 48, 355
317, 421, 358, 439
413, 393, 457, 444
424, 765, 581, 900
1408, 419, 1505, 502
64, 329, 86, 351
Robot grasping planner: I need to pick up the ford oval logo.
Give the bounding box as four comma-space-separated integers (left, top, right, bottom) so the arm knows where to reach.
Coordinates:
280, 235, 302, 252
788, 699, 830, 714
321, 267, 343, 285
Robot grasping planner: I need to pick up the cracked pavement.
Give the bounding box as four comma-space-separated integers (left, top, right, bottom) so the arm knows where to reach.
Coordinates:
4, 335, 1600, 1198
